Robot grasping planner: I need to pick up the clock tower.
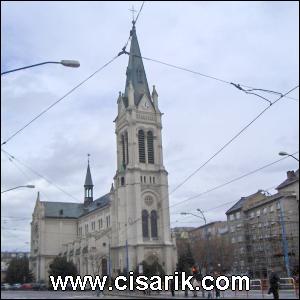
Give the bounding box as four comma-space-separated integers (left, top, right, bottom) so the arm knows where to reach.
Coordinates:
110, 22, 177, 275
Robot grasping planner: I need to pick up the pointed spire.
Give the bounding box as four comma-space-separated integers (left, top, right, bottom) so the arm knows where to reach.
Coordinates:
124, 23, 151, 106
84, 154, 94, 206
36, 191, 40, 202
152, 85, 158, 109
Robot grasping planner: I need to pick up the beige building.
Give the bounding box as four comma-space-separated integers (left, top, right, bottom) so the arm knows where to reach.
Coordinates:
30, 23, 177, 283
226, 169, 299, 277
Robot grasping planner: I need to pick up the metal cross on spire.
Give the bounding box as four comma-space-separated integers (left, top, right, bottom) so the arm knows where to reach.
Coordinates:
129, 5, 137, 23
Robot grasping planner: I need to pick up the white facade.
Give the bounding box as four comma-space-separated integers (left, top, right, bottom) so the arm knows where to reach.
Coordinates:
30, 23, 177, 283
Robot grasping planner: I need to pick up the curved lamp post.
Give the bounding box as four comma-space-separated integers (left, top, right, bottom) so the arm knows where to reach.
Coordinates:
1, 185, 35, 194
1, 60, 80, 75
279, 151, 299, 162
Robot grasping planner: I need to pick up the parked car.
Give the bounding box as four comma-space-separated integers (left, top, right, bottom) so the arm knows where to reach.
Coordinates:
1, 283, 12, 290
11, 283, 22, 290
20, 283, 33, 290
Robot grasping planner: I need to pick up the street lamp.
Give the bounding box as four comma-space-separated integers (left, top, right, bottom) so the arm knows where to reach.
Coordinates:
1, 60, 80, 75
1, 185, 35, 194
278, 151, 299, 162
181, 209, 211, 273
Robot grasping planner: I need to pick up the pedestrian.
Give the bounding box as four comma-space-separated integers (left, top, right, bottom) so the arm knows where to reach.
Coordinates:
268, 268, 280, 299
170, 278, 175, 297
214, 271, 221, 299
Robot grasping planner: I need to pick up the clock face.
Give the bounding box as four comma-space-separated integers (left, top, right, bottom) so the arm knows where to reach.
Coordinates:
144, 101, 150, 109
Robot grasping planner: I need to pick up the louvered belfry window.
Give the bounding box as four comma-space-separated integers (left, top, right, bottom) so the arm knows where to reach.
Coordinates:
138, 130, 146, 163
125, 131, 129, 164
147, 131, 154, 164
142, 210, 149, 238
121, 134, 126, 167
151, 210, 158, 238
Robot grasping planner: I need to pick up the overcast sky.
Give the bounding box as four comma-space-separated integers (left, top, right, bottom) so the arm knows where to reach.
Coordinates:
1, 1, 299, 252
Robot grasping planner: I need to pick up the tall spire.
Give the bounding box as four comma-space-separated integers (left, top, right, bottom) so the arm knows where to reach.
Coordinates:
84, 154, 93, 187
84, 154, 93, 206
124, 23, 151, 106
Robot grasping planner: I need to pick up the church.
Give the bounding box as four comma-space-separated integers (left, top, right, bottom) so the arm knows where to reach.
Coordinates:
30, 22, 178, 282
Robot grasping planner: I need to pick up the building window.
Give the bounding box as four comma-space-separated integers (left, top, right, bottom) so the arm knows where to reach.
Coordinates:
263, 207, 268, 214
231, 237, 235, 243
144, 176, 146, 183
229, 214, 235, 221
98, 220, 101, 230
121, 177, 125, 186
231, 226, 235, 233
141, 176, 143, 183
85, 224, 88, 234
106, 216, 110, 227
142, 210, 149, 238
256, 210, 260, 217
270, 205, 274, 212
150, 210, 158, 238
236, 212, 240, 219
150, 177, 152, 183
92, 221, 95, 231
153, 177, 155, 184
138, 130, 146, 163
147, 131, 154, 164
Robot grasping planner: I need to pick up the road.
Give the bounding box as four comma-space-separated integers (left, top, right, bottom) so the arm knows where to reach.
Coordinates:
1, 290, 298, 299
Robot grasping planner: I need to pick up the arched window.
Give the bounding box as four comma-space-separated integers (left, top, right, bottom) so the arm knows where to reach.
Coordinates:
147, 131, 154, 164
151, 210, 158, 238
142, 210, 149, 238
138, 130, 146, 163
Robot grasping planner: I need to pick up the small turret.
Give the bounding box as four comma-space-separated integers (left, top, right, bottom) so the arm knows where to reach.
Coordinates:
84, 154, 94, 206
152, 85, 158, 110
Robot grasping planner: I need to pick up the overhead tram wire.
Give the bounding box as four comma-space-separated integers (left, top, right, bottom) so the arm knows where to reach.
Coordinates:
169, 151, 299, 211
1, 149, 80, 202
123, 52, 299, 102
167, 85, 299, 196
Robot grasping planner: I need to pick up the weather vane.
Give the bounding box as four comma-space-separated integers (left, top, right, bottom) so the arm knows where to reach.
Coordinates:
129, 5, 137, 23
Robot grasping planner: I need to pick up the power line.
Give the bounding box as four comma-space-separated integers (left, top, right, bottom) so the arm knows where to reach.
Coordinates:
168, 85, 299, 196
170, 151, 299, 212
1, 149, 80, 202
1, 54, 124, 146
126, 52, 299, 102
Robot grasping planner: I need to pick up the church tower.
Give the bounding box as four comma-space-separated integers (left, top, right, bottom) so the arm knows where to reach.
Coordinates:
84, 156, 93, 206
111, 22, 176, 275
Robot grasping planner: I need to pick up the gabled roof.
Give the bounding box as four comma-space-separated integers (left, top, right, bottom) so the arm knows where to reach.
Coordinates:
42, 201, 84, 218
226, 197, 247, 215
81, 193, 110, 216
226, 190, 267, 215
276, 170, 299, 190
124, 24, 151, 106
41, 193, 110, 219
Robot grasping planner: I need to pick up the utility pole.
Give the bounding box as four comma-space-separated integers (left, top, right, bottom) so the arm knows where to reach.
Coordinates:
125, 239, 129, 275
278, 200, 291, 277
